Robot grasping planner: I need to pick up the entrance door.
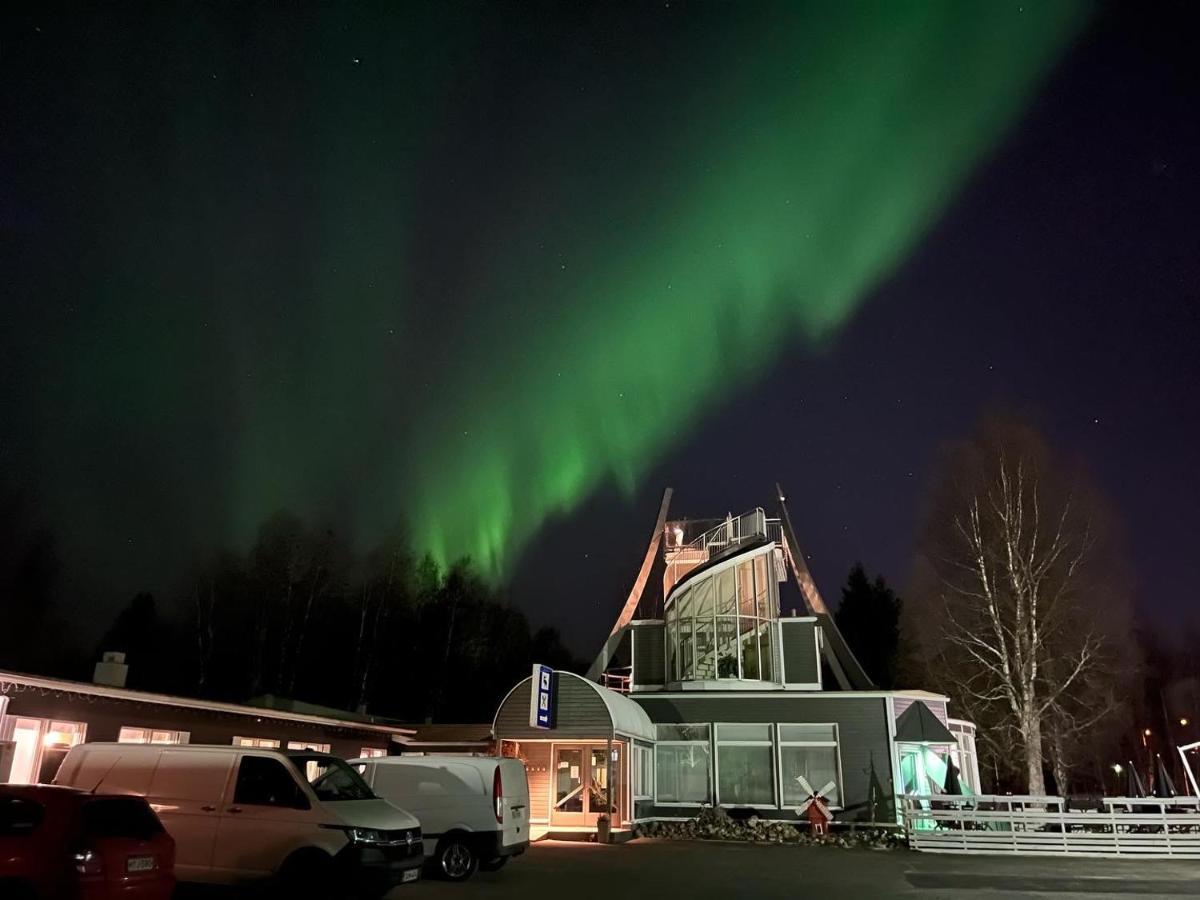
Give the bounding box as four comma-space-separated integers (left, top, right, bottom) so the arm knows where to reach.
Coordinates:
550, 744, 625, 828
551, 747, 587, 826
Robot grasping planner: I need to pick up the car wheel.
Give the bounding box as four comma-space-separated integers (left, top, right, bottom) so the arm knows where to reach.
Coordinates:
479, 855, 508, 871
436, 836, 479, 881
277, 848, 334, 895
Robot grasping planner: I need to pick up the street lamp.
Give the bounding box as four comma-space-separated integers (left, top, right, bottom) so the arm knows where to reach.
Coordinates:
1181, 718, 1189, 727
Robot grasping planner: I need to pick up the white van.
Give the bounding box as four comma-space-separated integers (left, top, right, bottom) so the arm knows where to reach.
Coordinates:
55, 744, 424, 895
350, 755, 529, 881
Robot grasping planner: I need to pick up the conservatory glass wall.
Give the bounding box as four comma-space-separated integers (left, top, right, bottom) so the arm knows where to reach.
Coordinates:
664, 545, 778, 684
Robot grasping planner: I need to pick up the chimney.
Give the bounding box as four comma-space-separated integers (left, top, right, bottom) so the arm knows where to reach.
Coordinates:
93, 651, 128, 688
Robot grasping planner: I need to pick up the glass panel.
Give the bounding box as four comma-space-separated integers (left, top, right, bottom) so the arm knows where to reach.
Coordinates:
736, 561, 755, 617
754, 554, 772, 618
691, 575, 714, 617
554, 749, 584, 812
719, 724, 771, 742
674, 586, 692, 619
655, 724, 710, 742
759, 621, 774, 683
693, 616, 715, 679
665, 602, 678, 681
716, 568, 736, 615
655, 744, 711, 803
781, 746, 840, 806
740, 619, 760, 680
589, 748, 609, 812
779, 724, 836, 743
717, 745, 774, 805
715, 617, 739, 678
679, 617, 695, 680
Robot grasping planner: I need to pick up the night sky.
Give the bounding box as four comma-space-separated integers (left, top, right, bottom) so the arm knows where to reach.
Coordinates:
3, 2, 1198, 657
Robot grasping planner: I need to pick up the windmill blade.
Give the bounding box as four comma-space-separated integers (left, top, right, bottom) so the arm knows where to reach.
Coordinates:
794, 774, 815, 797
797, 797, 812, 814
816, 780, 837, 799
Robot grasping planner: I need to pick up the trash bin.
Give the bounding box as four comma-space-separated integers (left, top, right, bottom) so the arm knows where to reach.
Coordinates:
597, 814, 611, 844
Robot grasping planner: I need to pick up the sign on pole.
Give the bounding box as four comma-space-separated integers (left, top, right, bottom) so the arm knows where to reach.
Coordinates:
529, 663, 555, 729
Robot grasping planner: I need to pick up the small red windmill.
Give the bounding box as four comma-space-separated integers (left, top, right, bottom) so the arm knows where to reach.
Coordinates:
794, 775, 836, 835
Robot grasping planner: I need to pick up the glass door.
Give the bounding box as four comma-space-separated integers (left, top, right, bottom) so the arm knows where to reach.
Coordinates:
552, 747, 587, 826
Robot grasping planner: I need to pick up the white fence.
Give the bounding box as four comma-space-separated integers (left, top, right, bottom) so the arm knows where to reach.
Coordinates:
902, 794, 1200, 858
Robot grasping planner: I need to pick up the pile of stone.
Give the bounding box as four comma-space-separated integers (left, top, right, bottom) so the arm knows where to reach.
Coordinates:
632, 806, 906, 850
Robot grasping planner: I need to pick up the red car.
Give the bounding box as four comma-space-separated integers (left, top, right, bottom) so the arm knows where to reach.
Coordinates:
0, 784, 175, 900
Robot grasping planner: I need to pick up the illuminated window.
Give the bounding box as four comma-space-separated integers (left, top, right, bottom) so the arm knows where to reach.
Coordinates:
359, 747, 387, 759
633, 744, 654, 799
654, 724, 710, 805
286, 741, 331, 753
778, 724, 841, 808
118, 727, 190, 745
232, 736, 280, 749
716, 723, 774, 807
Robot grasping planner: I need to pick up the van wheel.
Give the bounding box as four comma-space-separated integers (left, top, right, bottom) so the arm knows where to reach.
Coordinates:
435, 836, 478, 881
480, 856, 508, 871
277, 848, 334, 895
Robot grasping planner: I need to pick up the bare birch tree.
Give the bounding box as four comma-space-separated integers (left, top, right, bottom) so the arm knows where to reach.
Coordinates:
907, 419, 1129, 795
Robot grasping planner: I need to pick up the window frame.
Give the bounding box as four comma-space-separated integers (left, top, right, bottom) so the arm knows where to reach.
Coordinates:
232, 736, 280, 749
633, 743, 654, 800
775, 721, 844, 811
653, 723, 712, 807
118, 726, 190, 745
714, 722, 777, 809
232, 753, 311, 810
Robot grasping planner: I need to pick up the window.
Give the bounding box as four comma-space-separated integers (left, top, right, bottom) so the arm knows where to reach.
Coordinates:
359, 747, 387, 759
233, 755, 309, 808
119, 727, 189, 745
664, 548, 777, 684
233, 736, 280, 749
633, 744, 654, 799
779, 724, 841, 808
716, 723, 774, 807
286, 741, 331, 753
287, 754, 375, 802
654, 724, 710, 805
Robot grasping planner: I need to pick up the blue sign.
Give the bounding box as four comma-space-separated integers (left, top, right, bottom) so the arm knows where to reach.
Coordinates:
529, 663, 555, 729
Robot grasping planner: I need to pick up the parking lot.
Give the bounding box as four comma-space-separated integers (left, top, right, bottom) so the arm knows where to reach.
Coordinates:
394, 839, 1200, 899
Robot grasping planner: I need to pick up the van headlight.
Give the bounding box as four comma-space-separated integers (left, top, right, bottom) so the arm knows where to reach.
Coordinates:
345, 827, 386, 845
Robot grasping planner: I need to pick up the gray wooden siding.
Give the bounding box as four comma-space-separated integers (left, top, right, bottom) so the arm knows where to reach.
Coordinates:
519, 742, 553, 823
633, 623, 665, 686
633, 694, 893, 823
493, 675, 614, 741
781, 620, 819, 685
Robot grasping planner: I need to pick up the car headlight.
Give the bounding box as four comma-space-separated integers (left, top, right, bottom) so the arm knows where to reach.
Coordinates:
346, 827, 385, 844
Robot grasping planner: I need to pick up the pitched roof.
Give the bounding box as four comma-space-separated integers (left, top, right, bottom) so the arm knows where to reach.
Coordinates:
894, 699, 956, 744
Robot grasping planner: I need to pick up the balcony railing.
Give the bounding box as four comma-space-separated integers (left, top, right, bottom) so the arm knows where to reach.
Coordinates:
663, 508, 777, 597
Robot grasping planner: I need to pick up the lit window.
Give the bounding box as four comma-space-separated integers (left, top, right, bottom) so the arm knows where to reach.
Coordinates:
779, 723, 841, 808
359, 747, 387, 759
118, 727, 189, 745
716, 723, 774, 807
633, 744, 654, 800
286, 741, 331, 753
654, 724, 710, 805
232, 736, 280, 749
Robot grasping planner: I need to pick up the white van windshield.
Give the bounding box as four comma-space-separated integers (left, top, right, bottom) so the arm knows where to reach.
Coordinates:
286, 754, 375, 802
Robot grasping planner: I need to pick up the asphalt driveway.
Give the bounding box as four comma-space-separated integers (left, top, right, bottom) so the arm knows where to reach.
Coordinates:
397, 839, 1200, 899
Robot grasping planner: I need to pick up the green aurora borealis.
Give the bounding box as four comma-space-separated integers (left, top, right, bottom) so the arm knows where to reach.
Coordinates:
398, 2, 1085, 574
7, 2, 1086, 589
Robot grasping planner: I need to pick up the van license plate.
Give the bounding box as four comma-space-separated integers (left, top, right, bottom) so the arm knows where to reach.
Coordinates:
402, 869, 420, 883
126, 856, 155, 873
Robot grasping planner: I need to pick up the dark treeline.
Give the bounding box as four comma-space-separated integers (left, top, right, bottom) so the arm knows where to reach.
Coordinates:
0, 504, 584, 724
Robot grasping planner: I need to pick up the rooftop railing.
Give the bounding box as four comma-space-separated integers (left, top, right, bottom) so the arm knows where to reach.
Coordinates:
662, 508, 777, 597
